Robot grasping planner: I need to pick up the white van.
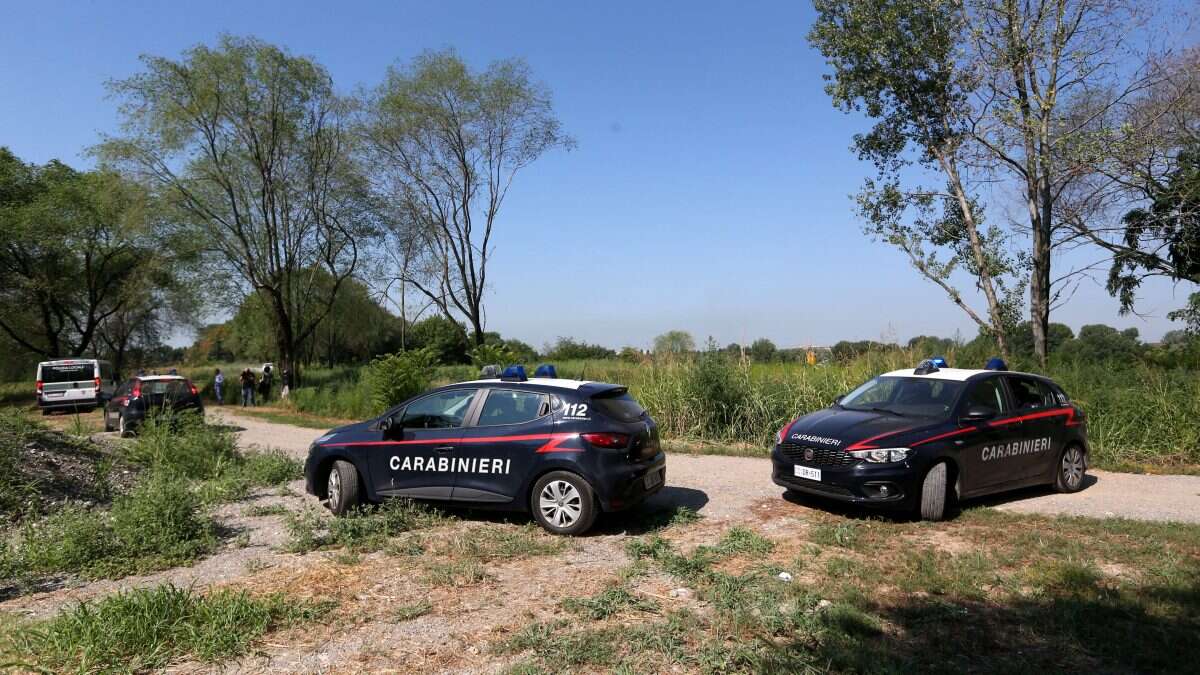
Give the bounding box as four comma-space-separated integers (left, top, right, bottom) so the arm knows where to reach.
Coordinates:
36, 359, 115, 414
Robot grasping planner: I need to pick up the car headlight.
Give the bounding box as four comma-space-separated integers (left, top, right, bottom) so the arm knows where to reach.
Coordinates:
848, 447, 909, 463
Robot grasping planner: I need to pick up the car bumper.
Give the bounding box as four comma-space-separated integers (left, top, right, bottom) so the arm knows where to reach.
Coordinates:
596, 452, 666, 512
38, 396, 97, 409
771, 455, 920, 508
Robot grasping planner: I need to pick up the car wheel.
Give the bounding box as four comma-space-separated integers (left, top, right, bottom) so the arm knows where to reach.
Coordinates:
1055, 445, 1087, 493
103, 410, 114, 433
918, 462, 948, 521
531, 471, 597, 536
325, 460, 361, 516
118, 413, 132, 438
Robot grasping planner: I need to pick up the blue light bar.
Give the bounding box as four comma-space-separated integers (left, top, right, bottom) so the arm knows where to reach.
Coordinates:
533, 364, 557, 378
500, 365, 527, 382
985, 357, 1008, 371
930, 355, 948, 368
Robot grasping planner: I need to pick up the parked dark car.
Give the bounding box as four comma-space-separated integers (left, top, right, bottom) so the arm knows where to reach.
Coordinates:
103, 375, 205, 437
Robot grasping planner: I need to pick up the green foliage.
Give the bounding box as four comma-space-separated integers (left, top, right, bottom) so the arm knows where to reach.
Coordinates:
652, 330, 695, 356
1059, 325, 1143, 363
122, 416, 238, 480
1, 471, 216, 582
407, 315, 471, 365
469, 342, 515, 368
365, 348, 436, 412
0, 584, 331, 672
749, 337, 778, 362
0, 408, 37, 518
683, 343, 750, 436
543, 337, 616, 361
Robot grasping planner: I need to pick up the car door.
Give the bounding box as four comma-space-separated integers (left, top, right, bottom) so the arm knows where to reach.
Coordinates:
956, 375, 1016, 496
998, 375, 1063, 482
452, 388, 553, 504
366, 388, 478, 500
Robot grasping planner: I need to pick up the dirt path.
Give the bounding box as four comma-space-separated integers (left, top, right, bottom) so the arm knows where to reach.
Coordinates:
211, 408, 1200, 525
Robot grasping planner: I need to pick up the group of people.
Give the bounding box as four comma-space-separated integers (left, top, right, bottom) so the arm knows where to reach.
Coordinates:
212, 364, 287, 407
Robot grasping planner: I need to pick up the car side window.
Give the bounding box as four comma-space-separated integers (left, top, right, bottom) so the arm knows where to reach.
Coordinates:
965, 378, 1007, 414
399, 389, 477, 429
1007, 377, 1046, 410
476, 390, 549, 426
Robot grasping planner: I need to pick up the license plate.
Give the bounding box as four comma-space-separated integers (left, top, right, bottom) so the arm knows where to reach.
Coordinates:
644, 469, 663, 489
794, 465, 821, 482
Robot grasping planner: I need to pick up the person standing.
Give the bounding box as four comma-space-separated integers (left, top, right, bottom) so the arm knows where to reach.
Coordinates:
240, 368, 256, 407
281, 367, 291, 400
214, 369, 225, 405
260, 364, 273, 402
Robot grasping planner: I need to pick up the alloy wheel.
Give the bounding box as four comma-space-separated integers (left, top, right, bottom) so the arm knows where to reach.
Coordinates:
327, 468, 342, 506
539, 480, 582, 529
1061, 447, 1085, 490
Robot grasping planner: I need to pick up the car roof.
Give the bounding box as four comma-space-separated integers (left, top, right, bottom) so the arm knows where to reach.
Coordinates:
880, 367, 1054, 383
39, 359, 100, 366
454, 377, 592, 390
136, 375, 187, 381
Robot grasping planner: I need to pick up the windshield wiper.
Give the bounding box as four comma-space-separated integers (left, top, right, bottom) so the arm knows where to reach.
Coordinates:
863, 406, 906, 417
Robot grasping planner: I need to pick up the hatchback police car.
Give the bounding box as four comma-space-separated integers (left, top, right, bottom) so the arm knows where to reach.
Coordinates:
771, 360, 1089, 520
304, 366, 666, 535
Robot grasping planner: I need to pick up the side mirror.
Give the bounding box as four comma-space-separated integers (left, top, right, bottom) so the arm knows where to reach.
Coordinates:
379, 416, 394, 432
962, 405, 996, 422
833, 395, 844, 405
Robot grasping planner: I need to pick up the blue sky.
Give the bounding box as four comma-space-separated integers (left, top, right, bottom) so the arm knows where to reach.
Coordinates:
1, 1, 1192, 350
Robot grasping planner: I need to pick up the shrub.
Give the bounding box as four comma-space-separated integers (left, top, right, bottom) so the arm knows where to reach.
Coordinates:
0, 584, 331, 672
365, 348, 436, 412
122, 415, 238, 480
108, 471, 217, 567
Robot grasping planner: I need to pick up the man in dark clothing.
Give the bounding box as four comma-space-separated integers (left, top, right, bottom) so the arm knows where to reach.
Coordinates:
260, 365, 273, 402
240, 369, 256, 407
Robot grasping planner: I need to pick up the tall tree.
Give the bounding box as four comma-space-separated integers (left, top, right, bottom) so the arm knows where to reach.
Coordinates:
810, 0, 1022, 358
100, 35, 375, 386
362, 50, 573, 346
0, 149, 159, 359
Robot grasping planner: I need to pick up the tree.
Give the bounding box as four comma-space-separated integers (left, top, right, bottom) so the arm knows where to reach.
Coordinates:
0, 149, 162, 359
543, 337, 615, 361
362, 50, 573, 346
653, 330, 695, 356
749, 338, 778, 362
1058, 324, 1142, 362
408, 315, 470, 365
810, 0, 1022, 359
100, 35, 375, 387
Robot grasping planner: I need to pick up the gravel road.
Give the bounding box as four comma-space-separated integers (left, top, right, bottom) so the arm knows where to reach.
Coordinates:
212, 408, 1200, 524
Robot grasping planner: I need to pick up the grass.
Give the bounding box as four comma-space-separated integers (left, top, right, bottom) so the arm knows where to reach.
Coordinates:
0, 471, 217, 585
394, 600, 433, 621
284, 499, 449, 554
503, 507, 1200, 674
0, 584, 332, 672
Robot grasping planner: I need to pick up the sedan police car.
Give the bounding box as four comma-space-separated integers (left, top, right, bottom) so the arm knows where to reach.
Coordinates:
771, 360, 1089, 520
304, 366, 666, 535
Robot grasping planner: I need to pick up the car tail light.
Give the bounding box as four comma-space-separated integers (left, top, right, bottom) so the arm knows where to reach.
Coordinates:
581, 432, 630, 449
188, 381, 199, 396
94, 377, 101, 389
131, 381, 142, 399
36, 379, 43, 394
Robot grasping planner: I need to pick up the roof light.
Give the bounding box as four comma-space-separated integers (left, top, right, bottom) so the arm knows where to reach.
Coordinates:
914, 359, 940, 375
985, 357, 1008, 371
930, 355, 948, 368
533, 364, 558, 378
479, 364, 502, 379
500, 365, 527, 382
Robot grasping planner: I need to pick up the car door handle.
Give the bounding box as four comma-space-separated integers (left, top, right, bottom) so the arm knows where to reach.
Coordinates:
433, 445, 454, 453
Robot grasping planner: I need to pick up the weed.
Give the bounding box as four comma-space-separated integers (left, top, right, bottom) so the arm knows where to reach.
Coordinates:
0, 584, 331, 672
395, 600, 433, 621
284, 500, 447, 554
427, 559, 488, 587
243, 503, 290, 517
811, 520, 863, 549
562, 584, 658, 620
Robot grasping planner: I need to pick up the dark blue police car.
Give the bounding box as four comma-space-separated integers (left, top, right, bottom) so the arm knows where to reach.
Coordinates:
304, 366, 666, 535
771, 359, 1089, 520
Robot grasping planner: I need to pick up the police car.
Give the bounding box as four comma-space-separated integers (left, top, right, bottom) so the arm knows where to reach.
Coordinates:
304, 365, 666, 535
771, 358, 1089, 520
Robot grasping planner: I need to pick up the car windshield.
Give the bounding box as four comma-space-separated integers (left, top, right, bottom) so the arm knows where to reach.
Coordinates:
839, 376, 963, 418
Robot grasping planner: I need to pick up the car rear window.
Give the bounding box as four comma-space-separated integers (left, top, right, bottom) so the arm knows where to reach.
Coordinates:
144, 380, 191, 396
592, 391, 647, 422
41, 363, 94, 384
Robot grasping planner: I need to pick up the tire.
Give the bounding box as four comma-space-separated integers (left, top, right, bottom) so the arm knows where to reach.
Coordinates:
918, 462, 948, 521
118, 413, 132, 438
1055, 445, 1087, 493
325, 460, 362, 516
530, 471, 598, 536
103, 410, 114, 433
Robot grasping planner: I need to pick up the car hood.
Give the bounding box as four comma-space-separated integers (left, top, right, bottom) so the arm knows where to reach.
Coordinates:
314, 419, 374, 444
781, 407, 937, 450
